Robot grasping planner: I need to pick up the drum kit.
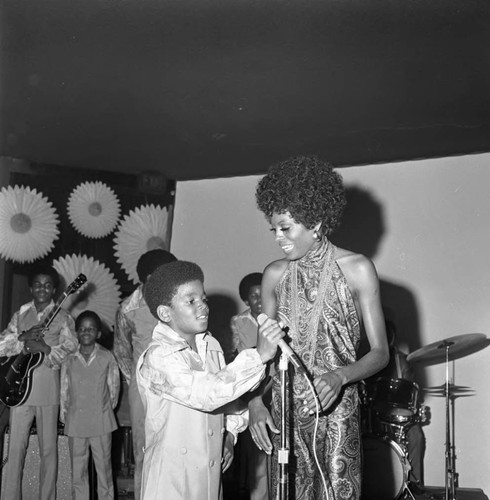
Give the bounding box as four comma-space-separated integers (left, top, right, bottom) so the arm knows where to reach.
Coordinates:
361, 375, 423, 500
361, 332, 490, 500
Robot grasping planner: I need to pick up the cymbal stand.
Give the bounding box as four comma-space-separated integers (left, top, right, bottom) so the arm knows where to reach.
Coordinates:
450, 392, 459, 490
441, 341, 457, 500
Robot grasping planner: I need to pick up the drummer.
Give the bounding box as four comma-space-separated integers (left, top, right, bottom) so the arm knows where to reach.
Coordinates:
364, 315, 427, 494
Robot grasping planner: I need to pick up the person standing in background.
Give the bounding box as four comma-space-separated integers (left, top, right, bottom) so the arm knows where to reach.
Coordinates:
113, 249, 177, 500
230, 273, 263, 355
365, 316, 427, 494
230, 272, 270, 500
60, 310, 120, 500
0, 263, 78, 500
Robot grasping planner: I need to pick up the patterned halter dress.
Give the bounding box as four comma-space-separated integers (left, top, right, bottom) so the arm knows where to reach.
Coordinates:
271, 239, 362, 500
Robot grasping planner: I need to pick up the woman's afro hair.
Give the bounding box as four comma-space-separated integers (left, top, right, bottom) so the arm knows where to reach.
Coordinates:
256, 155, 346, 235
144, 260, 205, 319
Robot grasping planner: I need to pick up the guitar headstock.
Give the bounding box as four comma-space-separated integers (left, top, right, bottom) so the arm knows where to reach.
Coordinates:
66, 273, 87, 295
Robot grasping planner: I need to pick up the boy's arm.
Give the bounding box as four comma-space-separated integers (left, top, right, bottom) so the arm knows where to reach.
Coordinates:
45, 314, 78, 368
113, 307, 134, 382
59, 360, 69, 424
0, 310, 24, 357
224, 399, 248, 444
108, 351, 121, 409
229, 316, 240, 355
138, 345, 267, 413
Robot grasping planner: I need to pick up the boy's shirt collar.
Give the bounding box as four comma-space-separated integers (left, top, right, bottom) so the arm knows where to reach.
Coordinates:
123, 285, 145, 312
75, 342, 101, 366
243, 308, 258, 324
152, 322, 210, 355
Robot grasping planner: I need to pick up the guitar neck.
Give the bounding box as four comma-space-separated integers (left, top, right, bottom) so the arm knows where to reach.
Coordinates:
37, 274, 86, 336
40, 291, 71, 333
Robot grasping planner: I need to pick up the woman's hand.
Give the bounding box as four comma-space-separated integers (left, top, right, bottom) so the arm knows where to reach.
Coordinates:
301, 370, 345, 412
248, 396, 278, 455
221, 432, 235, 473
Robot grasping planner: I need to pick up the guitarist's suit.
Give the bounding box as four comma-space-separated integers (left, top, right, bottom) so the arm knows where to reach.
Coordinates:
0, 300, 77, 500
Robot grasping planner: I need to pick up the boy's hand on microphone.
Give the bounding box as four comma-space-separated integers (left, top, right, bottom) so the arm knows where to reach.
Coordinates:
256, 314, 284, 363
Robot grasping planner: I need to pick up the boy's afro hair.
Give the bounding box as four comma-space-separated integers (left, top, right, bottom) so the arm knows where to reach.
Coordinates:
75, 310, 103, 331
256, 155, 346, 236
144, 260, 205, 319
136, 249, 177, 283
238, 272, 263, 302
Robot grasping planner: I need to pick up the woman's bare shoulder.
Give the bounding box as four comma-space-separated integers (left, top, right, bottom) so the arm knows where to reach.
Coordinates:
263, 258, 289, 281
334, 247, 377, 278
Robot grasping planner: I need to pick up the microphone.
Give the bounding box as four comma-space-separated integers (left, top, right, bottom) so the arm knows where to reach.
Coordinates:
257, 313, 306, 374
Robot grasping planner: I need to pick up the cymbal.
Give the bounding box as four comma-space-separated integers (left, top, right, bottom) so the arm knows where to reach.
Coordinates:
424, 383, 475, 398
407, 333, 490, 365
426, 392, 475, 399
424, 383, 473, 391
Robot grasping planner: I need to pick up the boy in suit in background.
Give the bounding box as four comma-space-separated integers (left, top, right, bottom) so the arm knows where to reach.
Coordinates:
60, 310, 120, 500
230, 272, 270, 500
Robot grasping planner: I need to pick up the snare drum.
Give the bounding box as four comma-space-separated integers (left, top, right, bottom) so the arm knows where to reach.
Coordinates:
362, 435, 410, 500
372, 377, 419, 423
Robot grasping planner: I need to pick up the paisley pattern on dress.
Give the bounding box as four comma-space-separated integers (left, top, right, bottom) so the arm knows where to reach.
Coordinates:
271, 240, 362, 500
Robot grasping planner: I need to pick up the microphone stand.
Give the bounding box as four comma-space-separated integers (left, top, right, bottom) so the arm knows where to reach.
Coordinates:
278, 352, 290, 500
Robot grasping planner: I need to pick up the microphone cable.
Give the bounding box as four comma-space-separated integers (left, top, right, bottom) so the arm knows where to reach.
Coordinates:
301, 371, 329, 500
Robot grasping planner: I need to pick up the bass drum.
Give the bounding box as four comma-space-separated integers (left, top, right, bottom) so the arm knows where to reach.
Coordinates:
362, 435, 410, 500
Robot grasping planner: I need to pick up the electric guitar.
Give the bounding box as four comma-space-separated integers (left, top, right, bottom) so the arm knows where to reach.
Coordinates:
0, 273, 87, 407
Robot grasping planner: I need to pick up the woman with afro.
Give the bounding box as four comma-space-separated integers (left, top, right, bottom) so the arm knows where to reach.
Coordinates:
248, 155, 389, 500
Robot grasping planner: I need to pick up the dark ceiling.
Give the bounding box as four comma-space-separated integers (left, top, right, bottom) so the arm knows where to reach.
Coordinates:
1, 0, 490, 181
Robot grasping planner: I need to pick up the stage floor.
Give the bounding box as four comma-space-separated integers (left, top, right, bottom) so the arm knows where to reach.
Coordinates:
116, 475, 488, 500
410, 487, 489, 500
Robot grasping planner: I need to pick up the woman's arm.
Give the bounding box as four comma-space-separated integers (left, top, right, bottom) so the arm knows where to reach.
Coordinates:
304, 252, 389, 412
339, 253, 390, 382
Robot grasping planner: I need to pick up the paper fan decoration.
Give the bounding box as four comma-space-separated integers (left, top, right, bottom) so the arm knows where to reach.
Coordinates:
53, 254, 121, 328
113, 204, 171, 284
0, 185, 60, 263
67, 181, 121, 238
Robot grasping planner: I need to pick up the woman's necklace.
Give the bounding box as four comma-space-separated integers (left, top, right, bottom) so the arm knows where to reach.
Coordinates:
290, 240, 335, 373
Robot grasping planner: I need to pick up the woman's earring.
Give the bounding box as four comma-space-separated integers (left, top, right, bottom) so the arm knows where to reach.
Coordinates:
313, 229, 322, 242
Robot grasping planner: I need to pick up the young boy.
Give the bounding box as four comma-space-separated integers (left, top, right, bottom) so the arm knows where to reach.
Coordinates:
60, 310, 120, 500
113, 249, 177, 500
230, 272, 263, 355
136, 261, 283, 500
230, 272, 269, 500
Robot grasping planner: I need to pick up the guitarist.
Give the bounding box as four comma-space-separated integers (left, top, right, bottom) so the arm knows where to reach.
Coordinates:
0, 263, 78, 500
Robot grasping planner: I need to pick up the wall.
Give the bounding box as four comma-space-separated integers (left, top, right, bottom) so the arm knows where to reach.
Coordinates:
172, 153, 490, 494
0, 158, 28, 322
0, 158, 175, 331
